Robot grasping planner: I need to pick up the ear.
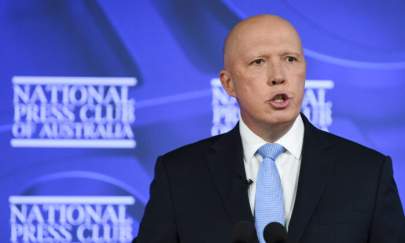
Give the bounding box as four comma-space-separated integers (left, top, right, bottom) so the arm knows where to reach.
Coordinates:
219, 70, 237, 98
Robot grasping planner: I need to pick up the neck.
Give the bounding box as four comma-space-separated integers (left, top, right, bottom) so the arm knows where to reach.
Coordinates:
242, 117, 296, 143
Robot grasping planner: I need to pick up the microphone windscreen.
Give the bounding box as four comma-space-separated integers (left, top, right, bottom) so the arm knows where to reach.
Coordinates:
231, 221, 259, 243
263, 222, 288, 243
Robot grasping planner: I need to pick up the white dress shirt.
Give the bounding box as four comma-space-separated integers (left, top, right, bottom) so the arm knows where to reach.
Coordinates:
239, 115, 304, 228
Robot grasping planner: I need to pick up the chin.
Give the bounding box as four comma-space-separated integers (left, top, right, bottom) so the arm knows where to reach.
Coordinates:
265, 110, 299, 125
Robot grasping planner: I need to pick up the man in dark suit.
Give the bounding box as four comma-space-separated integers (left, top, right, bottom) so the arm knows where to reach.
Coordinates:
135, 15, 404, 243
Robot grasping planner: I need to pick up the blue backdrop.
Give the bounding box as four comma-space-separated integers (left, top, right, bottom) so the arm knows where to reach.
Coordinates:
1, 1, 404, 242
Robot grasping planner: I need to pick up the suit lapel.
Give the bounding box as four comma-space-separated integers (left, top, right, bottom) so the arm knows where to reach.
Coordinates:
288, 116, 335, 243
206, 126, 254, 224
205, 117, 335, 241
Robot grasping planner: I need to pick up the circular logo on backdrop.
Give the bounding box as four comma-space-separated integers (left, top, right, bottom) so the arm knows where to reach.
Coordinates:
9, 171, 145, 243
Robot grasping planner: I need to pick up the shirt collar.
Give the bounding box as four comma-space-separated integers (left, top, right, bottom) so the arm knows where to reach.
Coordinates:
239, 114, 304, 161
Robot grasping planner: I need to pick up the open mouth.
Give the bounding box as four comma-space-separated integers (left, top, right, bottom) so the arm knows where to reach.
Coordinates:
271, 93, 288, 103
267, 93, 290, 109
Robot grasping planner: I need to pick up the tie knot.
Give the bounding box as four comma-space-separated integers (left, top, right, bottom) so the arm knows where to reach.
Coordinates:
257, 143, 285, 160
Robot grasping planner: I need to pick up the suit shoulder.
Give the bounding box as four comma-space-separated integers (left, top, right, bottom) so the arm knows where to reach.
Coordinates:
159, 133, 223, 163
319, 129, 387, 163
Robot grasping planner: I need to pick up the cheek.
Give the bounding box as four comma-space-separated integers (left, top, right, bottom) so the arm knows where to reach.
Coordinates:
288, 67, 306, 91
295, 64, 307, 80
234, 70, 266, 91
294, 83, 305, 107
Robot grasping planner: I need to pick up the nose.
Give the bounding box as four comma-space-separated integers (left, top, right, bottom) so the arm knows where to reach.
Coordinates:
267, 61, 286, 86
271, 78, 285, 86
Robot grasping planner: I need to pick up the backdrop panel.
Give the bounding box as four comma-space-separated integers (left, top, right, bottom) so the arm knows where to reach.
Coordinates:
0, 1, 404, 242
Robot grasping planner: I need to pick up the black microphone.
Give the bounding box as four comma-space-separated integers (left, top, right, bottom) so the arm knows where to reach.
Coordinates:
237, 175, 253, 189
263, 222, 288, 243
231, 221, 259, 243
246, 179, 253, 187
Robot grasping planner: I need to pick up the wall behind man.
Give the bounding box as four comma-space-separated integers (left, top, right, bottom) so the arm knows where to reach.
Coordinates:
1, 0, 404, 242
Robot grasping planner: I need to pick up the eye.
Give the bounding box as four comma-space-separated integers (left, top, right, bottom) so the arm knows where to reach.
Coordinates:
249, 58, 265, 65
286, 56, 298, 63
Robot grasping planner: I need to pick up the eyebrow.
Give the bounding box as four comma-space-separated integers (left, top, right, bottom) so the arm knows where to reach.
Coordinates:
280, 51, 302, 56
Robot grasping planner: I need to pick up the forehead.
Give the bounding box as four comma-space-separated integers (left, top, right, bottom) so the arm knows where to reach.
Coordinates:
226, 18, 303, 59
238, 29, 300, 50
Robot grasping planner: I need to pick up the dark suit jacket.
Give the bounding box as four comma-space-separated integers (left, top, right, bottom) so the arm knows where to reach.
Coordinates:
135, 117, 405, 243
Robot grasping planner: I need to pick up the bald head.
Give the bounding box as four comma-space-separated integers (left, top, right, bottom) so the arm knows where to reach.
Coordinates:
223, 15, 303, 69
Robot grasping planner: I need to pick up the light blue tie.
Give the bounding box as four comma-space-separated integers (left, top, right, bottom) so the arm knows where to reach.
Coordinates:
255, 143, 285, 243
